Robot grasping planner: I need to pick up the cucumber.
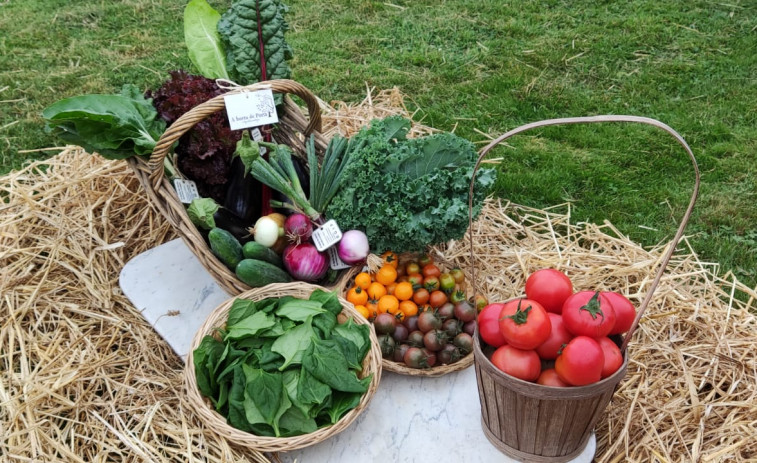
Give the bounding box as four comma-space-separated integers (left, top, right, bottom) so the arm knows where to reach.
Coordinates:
236, 259, 292, 287
208, 227, 244, 270
242, 241, 283, 267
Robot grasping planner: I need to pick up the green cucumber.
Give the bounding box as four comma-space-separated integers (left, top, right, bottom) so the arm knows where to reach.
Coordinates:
242, 241, 283, 267
208, 227, 244, 270
236, 259, 292, 287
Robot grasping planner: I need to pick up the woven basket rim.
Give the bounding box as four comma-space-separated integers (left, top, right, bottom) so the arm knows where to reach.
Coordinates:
183, 282, 383, 452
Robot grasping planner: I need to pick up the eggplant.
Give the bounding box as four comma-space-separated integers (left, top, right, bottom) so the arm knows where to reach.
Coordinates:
223, 154, 262, 225
271, 155, 310, 214
213, 208, 254, 243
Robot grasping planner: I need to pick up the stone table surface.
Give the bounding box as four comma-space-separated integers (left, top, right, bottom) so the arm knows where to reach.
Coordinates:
119, 238, 596, 463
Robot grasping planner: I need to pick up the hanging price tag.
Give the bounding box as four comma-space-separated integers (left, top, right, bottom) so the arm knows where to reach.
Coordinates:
327, 246, 352, 270
311, 219, 343, 252
173, 179, 200, 204
250, 127, 267, 155
224, 89, 279, 131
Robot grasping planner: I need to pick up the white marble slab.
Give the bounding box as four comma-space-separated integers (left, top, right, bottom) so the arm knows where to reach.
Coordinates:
118, 238, 596, 462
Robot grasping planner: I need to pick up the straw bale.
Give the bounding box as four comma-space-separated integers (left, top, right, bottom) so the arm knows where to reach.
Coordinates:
2, 87, 756, 462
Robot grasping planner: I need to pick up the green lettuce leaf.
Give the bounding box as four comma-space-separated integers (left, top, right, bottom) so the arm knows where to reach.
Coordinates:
184, 0, 230, 79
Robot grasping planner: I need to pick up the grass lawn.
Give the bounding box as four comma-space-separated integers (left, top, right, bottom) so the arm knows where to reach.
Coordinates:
1, 0, 755, 287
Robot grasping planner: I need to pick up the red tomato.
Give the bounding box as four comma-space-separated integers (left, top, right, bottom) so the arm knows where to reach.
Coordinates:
555, 336, 604, 386
561, 291, 616, 338
490, 345, 541, 382
596, 336, 624, 379
601, 292, 637, 335
525, 268, 573, 314
537, 368, 569, 387
498, 298, 551, 350
477, 303, 506, 348
535, 313, 574, 360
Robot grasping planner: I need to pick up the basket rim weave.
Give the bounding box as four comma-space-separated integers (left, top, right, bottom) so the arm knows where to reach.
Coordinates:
128, 79, 330, 296
183, 282, 383, 452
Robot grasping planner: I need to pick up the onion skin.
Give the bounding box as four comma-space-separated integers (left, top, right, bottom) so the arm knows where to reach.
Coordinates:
337, 230, 370, 265
284, 213, 313, 243
283, 243, 329, 282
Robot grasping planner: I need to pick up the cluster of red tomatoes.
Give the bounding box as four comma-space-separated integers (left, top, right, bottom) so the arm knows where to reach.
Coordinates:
478, 269, 637, 386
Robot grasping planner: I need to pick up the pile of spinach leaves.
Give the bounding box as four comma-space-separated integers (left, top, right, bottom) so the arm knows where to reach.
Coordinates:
193, 289, 374, 437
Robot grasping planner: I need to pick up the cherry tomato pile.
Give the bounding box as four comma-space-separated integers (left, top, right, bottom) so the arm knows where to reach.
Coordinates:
345, 252, 487, 369
478, 268, 637, 386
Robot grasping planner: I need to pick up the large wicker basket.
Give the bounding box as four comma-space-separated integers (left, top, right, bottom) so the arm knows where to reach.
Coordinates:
184, 282, 383, 452
128, 79, 329, 296
468, 115, 700, 461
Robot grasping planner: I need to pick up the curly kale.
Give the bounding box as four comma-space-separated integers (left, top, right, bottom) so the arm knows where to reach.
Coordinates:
325, 116, 496, 253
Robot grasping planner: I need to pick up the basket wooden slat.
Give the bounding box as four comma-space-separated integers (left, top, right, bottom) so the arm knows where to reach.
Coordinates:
183, 282, 383, 452
128, 79, 328, 295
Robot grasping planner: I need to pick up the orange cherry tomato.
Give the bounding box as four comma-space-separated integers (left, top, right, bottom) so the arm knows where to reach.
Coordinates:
346, 286, 368, 306
405, 262, 421, 275
367, 282, 387, 301
393, 282, 414, 301
399, 300, 419, 318
355, 305, 370, 319
381, 251, 399, 269
375, 265, 398, 286
378, 294, 399, 315
354, 272, 372, 290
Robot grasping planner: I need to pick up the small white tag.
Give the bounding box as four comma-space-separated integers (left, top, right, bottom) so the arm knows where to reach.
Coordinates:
250, 127, 267, 155
173, 179, 200, 204
224, 89, 279, 131
311, 219, 343, 252
327, 246, 352, 270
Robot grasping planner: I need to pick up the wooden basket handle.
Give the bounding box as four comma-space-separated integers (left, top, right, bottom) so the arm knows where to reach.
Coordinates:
468, 115, 700, 353
147, 79, 323, 189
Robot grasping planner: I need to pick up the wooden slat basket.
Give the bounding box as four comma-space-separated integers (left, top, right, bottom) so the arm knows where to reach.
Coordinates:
468, 116, 700, 462
128, 79, 329, 296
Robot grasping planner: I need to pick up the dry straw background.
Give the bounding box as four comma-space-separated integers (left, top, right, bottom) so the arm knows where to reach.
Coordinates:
1, 88, 756, 462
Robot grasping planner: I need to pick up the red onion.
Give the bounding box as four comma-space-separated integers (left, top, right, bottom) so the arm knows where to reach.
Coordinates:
283, 243, 329, 282
284, 213, 313, 243
337, 229, 370, 265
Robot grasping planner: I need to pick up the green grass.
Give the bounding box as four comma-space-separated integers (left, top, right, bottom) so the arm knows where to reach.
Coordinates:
1, 0, 756, 286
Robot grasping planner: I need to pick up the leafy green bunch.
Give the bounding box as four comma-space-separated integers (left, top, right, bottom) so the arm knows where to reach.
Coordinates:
326, 116, 496, 253
193, 290, 373, 437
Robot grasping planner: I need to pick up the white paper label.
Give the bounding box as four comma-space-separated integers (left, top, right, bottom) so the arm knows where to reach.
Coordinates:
311, 219, 343, 252
224, 89, 279, 130
173, 179, 200, 204
250, 127, 267, 155
327, 246, 352, 270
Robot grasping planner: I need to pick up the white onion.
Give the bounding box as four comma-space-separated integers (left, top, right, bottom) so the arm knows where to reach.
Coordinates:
253, 216, 282, 248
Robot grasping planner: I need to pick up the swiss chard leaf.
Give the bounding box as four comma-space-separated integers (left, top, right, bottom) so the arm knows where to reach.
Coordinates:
42, 84, 166, 159
303, 338, 371, 394
184, 0, 229, 79
217, 0, 293, 85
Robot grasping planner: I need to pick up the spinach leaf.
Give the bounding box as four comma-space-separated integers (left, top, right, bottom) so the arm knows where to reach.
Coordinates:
227, 298, 259, 326
183, 0, 229, 80
333, 318, 372, 362
217, 0, 293, 85
42, 84, 166, 160
243, 364, 283, 425
312, 311, 337, 339
278, 404, 317, 436
256, 339, 285, 372
331, 333, 362, 371
308, 289, 343, 316
228, 365, 253, 432
297, 365, 332, 409
325, 391, 362, 425
193, 335, 226, 399
225, 311, 276, 340
303, 338, 372, 393
270, 317, 315, 370
275, 299, 326, 322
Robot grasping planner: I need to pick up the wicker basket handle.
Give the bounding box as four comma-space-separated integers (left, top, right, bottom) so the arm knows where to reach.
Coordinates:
148, 79, 323, 189
468, 115, 700, 353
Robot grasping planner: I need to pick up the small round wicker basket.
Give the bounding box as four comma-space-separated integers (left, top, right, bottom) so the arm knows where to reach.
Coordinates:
128, 79, 329, 296
184, 282, 383, 452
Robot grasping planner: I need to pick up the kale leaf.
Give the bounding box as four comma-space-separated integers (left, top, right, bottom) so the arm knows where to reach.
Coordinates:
325, 116, 496, 253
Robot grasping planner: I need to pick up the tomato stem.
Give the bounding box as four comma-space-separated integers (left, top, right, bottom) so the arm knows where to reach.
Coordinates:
579, 291, 605, 320
504, 299, 532, 325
